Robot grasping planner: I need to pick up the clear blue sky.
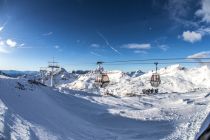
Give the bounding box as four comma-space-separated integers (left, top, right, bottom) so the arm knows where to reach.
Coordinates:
0, 0, 209, 71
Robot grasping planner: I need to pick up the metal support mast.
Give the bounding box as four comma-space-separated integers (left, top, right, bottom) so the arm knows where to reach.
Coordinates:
154, 62, 158, 73
40, 67, 47, 84
48, 57, 59, 87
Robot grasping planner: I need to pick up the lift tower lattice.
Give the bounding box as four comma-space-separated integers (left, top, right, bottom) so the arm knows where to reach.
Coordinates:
48, 57, 60, 87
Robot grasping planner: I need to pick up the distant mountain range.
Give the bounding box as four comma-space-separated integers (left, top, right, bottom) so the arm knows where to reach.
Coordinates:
0, 70, 38, 77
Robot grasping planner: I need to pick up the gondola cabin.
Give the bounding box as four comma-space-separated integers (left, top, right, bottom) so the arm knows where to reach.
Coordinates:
150, 73, 161, 87
95, 73, 110, 88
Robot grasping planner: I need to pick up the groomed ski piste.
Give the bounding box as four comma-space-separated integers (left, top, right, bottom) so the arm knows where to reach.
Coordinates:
0, 64, 210, 140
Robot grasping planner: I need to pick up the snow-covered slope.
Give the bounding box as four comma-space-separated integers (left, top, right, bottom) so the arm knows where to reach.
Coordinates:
61, 70, 129, 95
0, 71, 210, 139
1, 75, 173, 140
61, 64, 210, 96
0, 76, 119, 139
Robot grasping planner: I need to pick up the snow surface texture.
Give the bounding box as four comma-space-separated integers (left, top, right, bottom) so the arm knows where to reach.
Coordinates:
0, 65, 210, 139
195, 105, 210, 139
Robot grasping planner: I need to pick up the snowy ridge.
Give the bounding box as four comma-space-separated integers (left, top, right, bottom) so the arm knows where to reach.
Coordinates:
127, 70, 144, 77
60, 70, 130, 95
61, 64, 210, 96
40, 67, 78, 87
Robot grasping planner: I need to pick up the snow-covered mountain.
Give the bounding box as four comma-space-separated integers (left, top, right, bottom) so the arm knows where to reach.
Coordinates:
127, 70, 144, 77
72, 70, 90, 74
39, 67, 78, 87
1, 64, 210, 140
60, 70, 129, 94
1, 70, 38, 78
0, 72, 210, 139
38, 64, 210, 97
60, 64, 210, 96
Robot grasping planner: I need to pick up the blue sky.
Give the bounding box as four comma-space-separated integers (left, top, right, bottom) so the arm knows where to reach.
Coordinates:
0, 0, 210, 71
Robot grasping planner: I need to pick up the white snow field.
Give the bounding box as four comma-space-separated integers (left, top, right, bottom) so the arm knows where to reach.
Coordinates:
61, 64, 210, 95
0, 64, 210, 140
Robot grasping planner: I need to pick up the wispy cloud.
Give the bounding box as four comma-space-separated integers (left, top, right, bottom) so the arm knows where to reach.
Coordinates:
158, 44, 169, 51
17, 46, 47, 49
15, 43, 48, 49
0, 21, 28, 52
43, 32, 53, 36
0, 20, 9, 33
17, 46, 37, 49
133, 50, 147, 54
187, 51, 210, 66
152, 37, 170, 51
122, 43, 151, 49
0, 26, 4, 32
97, 32, 121, 54
179, 0, 210, 44
90, 51, 102, 57
18, 43, 25, 47
195, 0, 210, 23
197, 27, 210, 35
90, 43, 100, 48
187, 51, 210, 59
165, 0, 198, 27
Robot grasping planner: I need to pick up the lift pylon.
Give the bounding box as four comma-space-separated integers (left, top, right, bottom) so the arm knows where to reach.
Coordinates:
48, 57, 60, 87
